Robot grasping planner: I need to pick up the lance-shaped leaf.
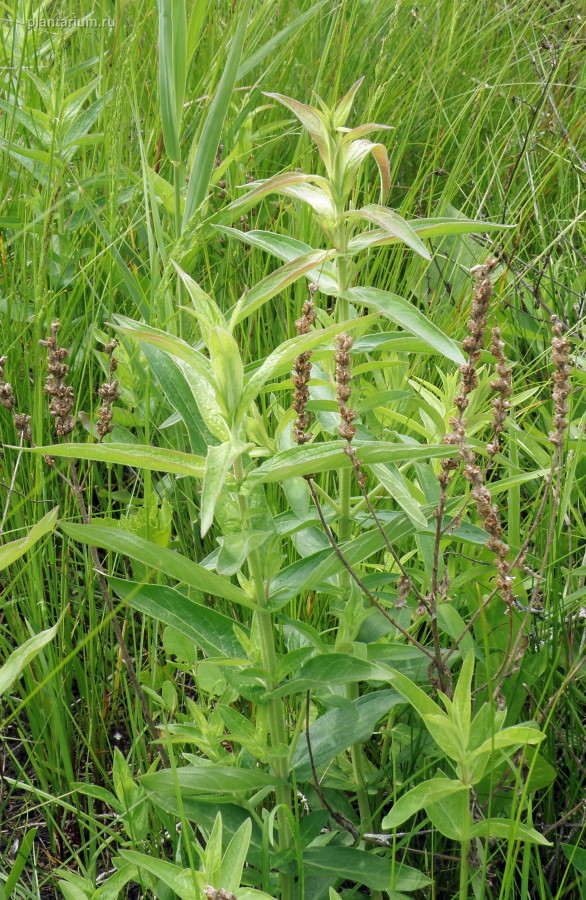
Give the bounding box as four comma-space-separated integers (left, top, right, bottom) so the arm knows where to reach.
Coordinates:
343, 140, 391, 200
452, 650, 475, 744
208, 327, 244, 418
382, 777, 468, 829
469, 820, 551, 845
348, 217, 513, 253
347, 205, 430, 259
0, 507, 58, 572
201, 441, 252, 536
174, 263, 227, 341
333, 76, 365, 127
182, 0, 252, 227
242, 441, 456, 490
114, 316, 214, 385
110, 579, 247, 659
216, 171, 330, 223
341, 122, 394, 141
469, 724, 545, 761
263, 92, 332, 169
113, 315, 230, 441
157, 0, 187, 160
274, 182, 335, 219
60, 523, 257, 610
229, 248, 336, 327
343, 286, 465, 365
0, 618, 61, 696
213, 226, 340, 294
26, 443, 207, 479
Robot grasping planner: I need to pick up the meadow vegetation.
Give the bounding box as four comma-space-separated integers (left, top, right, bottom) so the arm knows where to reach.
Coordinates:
0, 1, 584, 898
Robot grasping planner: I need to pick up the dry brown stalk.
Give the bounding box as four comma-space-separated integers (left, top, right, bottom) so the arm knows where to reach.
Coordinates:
97, 339, 121, 439
292, 287, 317, 445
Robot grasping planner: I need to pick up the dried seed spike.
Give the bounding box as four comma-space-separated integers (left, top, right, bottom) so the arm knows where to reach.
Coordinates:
548, 316, 571, 448
40, 321, 76, 437
97, 339, 121, 438
0, 355, 16, 410
292, 292, 318, 444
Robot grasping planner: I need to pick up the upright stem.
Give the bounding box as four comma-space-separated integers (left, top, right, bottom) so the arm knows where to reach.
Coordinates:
335, 222, 372, 828
459, 838, 470, 900
234, 457, 293, 900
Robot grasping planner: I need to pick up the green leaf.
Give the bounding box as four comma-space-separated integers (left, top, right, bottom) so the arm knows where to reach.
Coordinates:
0, 619, 60, 696
470, 725, 545, 761
408, 217, 514, 238
369, 463, 428, 529
348, 217, 513, 253
265, 653, 392, 699
114, 316, 230, 441
3, 828, 37, 896
343, 141, 391, 200
343, 286, 465, 365
114, 316, 214, 384
110, 579, 246, 658
208, 327, 244, 418
214, 226, 341, 295
292, 690, 402, 780
347, 205, 430, 259
174, 263, 227, 338
217, 171, 330, 221
452, 651, 474, 744
201, 441, 251, 536
182, 0, 252, 226
216, 531, 272, 577
382, 777, 467, 828
91, 864, 139, 900
141, 764, 277, 796
469, 820, 551, 845
0, 507, 58, 572
427, 788, 473, 840
263, 92, 331, 167
60, 524, 256, 610
141, 342, 212, 454
221, 818, 252, 893
387, 668, 444, 719
243, 441, 457, 489
157, 0, 186, 163
302, 847, 430, 892
333, 77, 364, 126
230, 249, 336, 327
420, 714, 465, 762
117, 852, 200, 900
27, 443, 207, 479
562, 843, 586, 876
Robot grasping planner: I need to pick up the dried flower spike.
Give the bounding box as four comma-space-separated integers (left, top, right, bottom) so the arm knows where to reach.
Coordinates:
97, 339, 121, 438
39, 321, 76, 437
0, 356, 15, 411
548, 316, 571, 448
292, 290, 317, 445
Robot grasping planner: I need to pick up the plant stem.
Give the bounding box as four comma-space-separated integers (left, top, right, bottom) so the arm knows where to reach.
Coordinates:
335, 222, 372, 828
234, 457, 293, 900
459, 838, 470, 900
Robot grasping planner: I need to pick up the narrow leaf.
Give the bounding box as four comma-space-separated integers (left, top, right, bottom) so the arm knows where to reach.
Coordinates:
344, 286, 465, 365
60, 523, 256, 610
183, 0, 252, 226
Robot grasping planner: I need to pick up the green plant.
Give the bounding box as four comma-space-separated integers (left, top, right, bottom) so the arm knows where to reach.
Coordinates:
22, 78, 566, 899
1, 2, 584, 898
